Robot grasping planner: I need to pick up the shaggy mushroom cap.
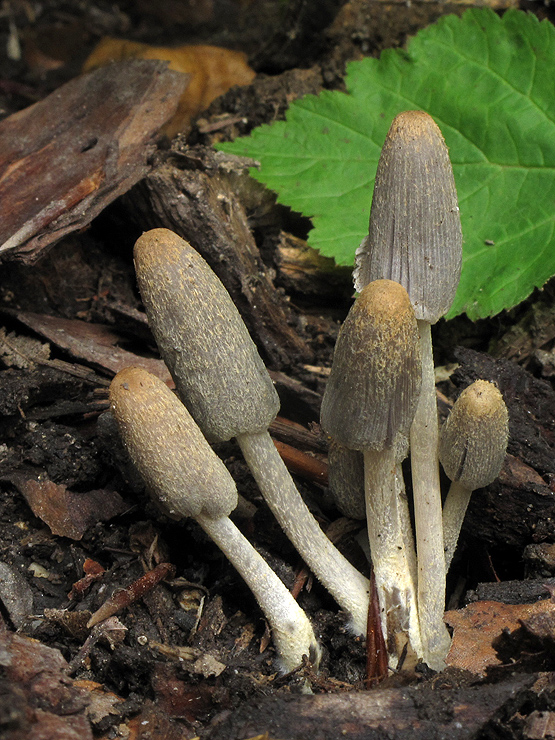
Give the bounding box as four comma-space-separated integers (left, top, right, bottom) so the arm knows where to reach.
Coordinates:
320, 279, 421, 450
109, 367, 237, 519
354, 110, 462, 323
439, 380, 509, 490
134, 228, 279, 443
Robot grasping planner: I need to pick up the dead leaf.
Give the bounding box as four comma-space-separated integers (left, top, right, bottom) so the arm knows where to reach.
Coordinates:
12, 476, 127, 540
72, 680, 124, 726
445, 598, 555, 675
83, 38, 255, 136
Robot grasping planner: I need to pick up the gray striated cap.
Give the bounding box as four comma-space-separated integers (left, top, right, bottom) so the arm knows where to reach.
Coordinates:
110, 367, 238, 519
134, 228, 280, 442
354, 111, 462, 324
321, 279, 421, 450
439, 379, 509, 491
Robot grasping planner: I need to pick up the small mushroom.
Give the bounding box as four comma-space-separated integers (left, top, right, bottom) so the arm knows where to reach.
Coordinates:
440, 380, 509, 570
109, 367, 321, 674
321, 279, 423, 667
354, 111, 462, 670
133, 228, 370, 635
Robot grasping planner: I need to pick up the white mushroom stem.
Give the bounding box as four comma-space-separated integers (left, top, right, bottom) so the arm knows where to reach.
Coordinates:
442, 481, 473, 572
196, 513, 321, 673
109, 367, 320, 675
134, 229, 370, 635
409, 320, 451, 671
364, 444, 422, 667
237, 430, 370, 636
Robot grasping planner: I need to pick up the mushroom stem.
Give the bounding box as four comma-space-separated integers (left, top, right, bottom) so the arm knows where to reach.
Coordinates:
442, 481, 473, 571
237, 430, 370, 636
134, 229, 370, 635
364, 444, 422, 666
409, 320, 451, 671
109, 367, 320, 675
196, 512, 321, 673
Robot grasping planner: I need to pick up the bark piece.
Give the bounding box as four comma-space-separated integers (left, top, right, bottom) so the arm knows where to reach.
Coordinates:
0, 60, 189, 262
205, 675, 533, 740
126, 146, 312, 368
11, 310, 171, 383
0, 630, 94, 740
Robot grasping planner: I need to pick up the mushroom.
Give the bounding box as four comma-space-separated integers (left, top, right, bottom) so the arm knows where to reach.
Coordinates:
354, 111, 462, 670
439, 380, 509, 570
321, 279, 423, 667
133, 228, 370, 635
327, 441, 366, 521
109, 366, 321, 674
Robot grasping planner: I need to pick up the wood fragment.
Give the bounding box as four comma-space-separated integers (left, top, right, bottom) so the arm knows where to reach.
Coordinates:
125, 146, 313, 368
10, 310, 171, 383
205, 675, 534, 740
0, 60, 189, 262
273, 439, 327, 485
87, 562, 175, 628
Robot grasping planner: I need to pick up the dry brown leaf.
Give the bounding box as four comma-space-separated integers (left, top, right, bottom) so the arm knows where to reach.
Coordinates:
12, 476, 127, 540
83, 38, 255, 136
72, 680, 125, 725
445, 598, 555, 675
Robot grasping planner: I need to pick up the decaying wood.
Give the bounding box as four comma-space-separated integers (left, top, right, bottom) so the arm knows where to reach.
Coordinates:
0, 60, 189, 262
205, 674, 534, 740
9, 310, 171, 383
125, 146, 313, 368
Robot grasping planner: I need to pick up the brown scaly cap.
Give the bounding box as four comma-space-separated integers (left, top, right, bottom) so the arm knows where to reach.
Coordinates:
320, 279, 421, 450
134, 228, 279, 443
439, 380, 509, 490
110, 367, 238, 519
354, 111, 462, 323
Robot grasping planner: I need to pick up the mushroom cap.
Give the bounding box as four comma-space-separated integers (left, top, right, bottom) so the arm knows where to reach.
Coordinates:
439, 379, 509, 490
134, 228, 279, 443
110, 367, 238, 519
320, 279, 421, 450
354, 110, 462, 324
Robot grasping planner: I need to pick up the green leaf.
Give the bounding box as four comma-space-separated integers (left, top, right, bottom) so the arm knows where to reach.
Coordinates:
218, 9, 555, 319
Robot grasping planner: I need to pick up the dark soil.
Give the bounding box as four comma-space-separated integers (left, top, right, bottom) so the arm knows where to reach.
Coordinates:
1, 2, 555, 739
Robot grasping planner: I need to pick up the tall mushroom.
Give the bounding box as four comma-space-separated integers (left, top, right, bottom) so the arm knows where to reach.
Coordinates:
354, 111, 462, 670
321, 279, 423, 667
133, 228, 370, 635
109, 367, 321, 674
439, 380, 509, 570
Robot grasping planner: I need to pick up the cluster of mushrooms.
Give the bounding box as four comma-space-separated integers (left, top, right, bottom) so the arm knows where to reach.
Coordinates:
109, 111, 509, 678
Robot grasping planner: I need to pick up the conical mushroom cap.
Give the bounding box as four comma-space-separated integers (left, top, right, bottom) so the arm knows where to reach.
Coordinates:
439, 379, 509, 490
110, 367, 238, 519
134, 229, 279, 442
354, 111, 462, 323
321, 279, 421, 450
